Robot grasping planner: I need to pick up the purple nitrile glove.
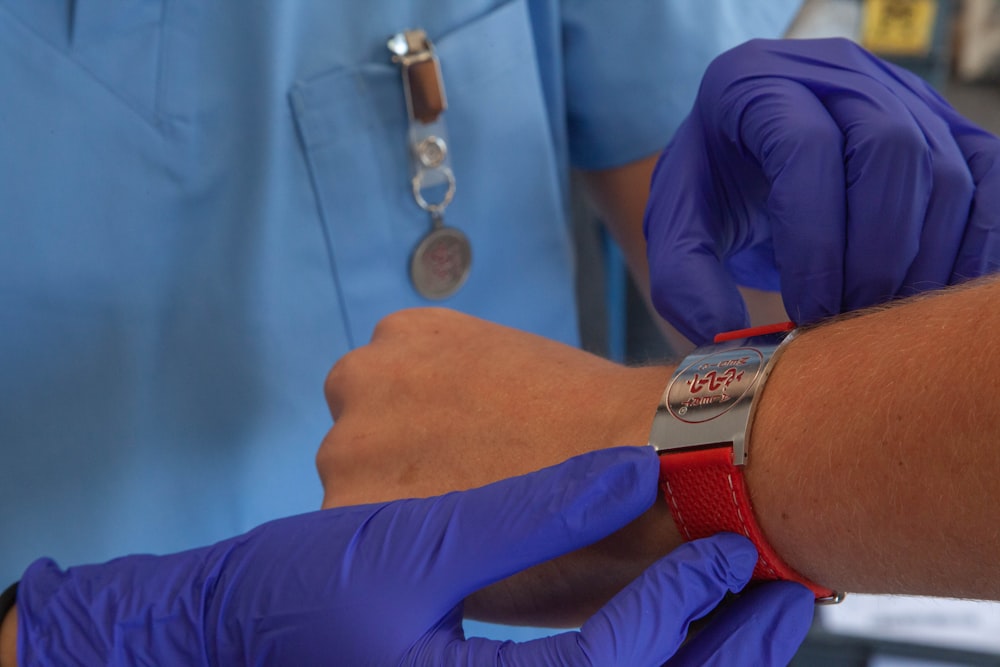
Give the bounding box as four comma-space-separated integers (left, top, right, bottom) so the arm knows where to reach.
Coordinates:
15, 446, 812, 666
644, 38, 1000, 345
438, 541, 814, 667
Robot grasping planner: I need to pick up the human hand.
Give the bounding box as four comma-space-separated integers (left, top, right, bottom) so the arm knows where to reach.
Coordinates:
644, 38, 1000, 345
13, 448, 812, 666
318, 307, 676, 626
319, 308, 664, 505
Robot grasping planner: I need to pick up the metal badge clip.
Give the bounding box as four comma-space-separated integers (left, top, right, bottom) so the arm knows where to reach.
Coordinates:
388, 29, 471, 300
388, 29, 448, 124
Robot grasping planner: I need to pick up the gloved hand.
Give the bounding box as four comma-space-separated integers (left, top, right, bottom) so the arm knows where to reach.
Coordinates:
14, 446, 813, 666
644, 38, 1000, 345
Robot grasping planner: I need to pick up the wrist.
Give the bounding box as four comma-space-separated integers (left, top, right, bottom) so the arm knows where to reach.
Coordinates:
610, 365, 679, 446
464, 364, 684, 627
743, 321, 849, 593
0, 605, 16, 667
567, 365, 685, 617
648, 323, 840, 599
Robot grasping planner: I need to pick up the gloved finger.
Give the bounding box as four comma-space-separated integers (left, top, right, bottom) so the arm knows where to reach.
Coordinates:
667, 581, 814, 667
644, 121, 750, 344
572, 533, 758, 666
950, 128, 1000, 282
708, 40, 938, 317
423, 534, 758, 666
764, 71, 936, 312
815, 54, 934, 309
650, 243, 751, 346
741, 40, 941, 312
384, 446, 660, 600
902, 77, 1000, 283
525, 534, 764, 666
896, 109, 974, 294
725, 239, 782, 293
731, 67, 938, 315
839, 52, 1000, 286
724, 77, 847, 324
855, 62, 975, 293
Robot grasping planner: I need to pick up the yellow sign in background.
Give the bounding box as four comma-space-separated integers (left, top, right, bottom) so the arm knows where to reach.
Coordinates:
861, 0, 939, 56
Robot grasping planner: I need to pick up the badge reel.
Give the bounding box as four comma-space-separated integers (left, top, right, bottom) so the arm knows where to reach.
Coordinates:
389, 29, 471, 300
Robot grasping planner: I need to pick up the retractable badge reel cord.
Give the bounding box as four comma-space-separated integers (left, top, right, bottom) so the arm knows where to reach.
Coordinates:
389, 30, 472, 300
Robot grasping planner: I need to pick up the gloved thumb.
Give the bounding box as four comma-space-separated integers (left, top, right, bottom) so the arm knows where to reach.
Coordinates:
400, 446, 661, 601
644, 120, 750, 344
424, 534, 760, 666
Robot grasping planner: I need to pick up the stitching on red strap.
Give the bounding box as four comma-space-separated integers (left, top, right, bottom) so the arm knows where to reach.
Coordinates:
726, 472, 778, 578
662, 479, 693, 541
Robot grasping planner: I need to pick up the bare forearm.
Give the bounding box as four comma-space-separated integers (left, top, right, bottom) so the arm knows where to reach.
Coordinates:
749, 276, 1000, 598
0, 606, 16, 667
550, 275, 1000, 611
578, 157, 658, 299
578, 157, 699, 355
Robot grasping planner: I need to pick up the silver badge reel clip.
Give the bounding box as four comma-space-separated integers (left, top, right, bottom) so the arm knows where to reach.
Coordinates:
389, 29, 472, 300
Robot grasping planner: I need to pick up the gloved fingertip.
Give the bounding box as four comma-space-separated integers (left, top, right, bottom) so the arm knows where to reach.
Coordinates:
551, 447, 663, 544
654, 284, 750, 346
706, 533, 758, 590
777, 581, 817, 619
752, 582, 816, 652
590, 446, 662, 510
705, 310, 752, 345
781, 290, 836, 329
671, 581, 814, 667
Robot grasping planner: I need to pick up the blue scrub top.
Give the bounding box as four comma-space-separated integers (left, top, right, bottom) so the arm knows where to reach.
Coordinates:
0, 0, 799, 587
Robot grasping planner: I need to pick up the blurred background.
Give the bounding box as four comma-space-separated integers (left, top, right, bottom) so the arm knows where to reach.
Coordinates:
574, 1, 1000, 664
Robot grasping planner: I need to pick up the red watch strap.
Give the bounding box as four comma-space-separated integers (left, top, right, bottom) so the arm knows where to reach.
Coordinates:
713, 321, 795, 343
659, 446, 836, 600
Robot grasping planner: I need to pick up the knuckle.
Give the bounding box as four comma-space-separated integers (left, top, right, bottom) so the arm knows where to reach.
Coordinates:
370, 309, 410, 338
324, 349, 366, 400
372, 306, 458, 339
702, 43, 753, 92
706, 38, 767, 78
856, 117, 926, 154
324, 354, 350, 393
649, 278, 673, 315
933, 155, 975, 197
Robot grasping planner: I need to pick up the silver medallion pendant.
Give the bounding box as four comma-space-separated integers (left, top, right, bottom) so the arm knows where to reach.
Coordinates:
410, 224, 472, 300
391, 32, 470, 299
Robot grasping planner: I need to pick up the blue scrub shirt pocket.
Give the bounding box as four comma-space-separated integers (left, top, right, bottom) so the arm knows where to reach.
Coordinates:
289, 0, 570, 348
290, 62, 406, 348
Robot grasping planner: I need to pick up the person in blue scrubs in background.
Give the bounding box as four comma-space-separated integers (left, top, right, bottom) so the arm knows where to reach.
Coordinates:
0, 0, 800, 611
2, 0, 999, 662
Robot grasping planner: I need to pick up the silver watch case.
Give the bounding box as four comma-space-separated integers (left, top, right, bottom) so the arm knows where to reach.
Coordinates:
648, 327, 796, 465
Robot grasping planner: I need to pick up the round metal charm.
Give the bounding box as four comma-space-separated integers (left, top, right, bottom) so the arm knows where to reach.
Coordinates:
665, 347, 765, 423
410, 226, 472, 299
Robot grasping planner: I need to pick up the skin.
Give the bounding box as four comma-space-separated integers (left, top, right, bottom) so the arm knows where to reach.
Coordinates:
320, 276, 1000, 628
319, 307, 676, 625
579, 155, 698, 356
748, 280, 1000, 597
0, 609, 13, 667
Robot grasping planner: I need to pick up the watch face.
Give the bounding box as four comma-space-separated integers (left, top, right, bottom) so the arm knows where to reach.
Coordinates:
666, 347, 765, 424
